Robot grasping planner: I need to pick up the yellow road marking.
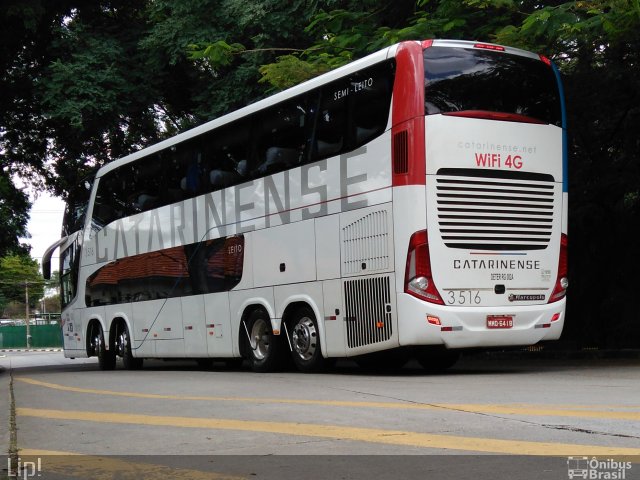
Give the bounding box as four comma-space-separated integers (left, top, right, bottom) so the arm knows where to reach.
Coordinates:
19, 449, 82, 455
16, 376, 640, 421
17, 407, 640, 456
17, 449, 244, 480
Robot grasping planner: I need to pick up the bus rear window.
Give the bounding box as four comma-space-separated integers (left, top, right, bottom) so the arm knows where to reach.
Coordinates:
424, 46, 561, 126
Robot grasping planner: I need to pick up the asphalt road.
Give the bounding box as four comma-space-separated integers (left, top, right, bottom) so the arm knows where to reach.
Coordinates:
1, 351, 639, 479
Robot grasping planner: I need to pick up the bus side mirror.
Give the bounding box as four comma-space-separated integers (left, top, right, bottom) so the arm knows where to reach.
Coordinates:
43, 259, 51, 280
42, 236, 69, 280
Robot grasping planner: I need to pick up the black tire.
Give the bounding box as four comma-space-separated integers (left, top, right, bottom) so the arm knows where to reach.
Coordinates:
243, 309, 285, 372
116, 322, 143, 370
414, 347, 460, 372
93, 325, 115, 371
289, 306, 326, 373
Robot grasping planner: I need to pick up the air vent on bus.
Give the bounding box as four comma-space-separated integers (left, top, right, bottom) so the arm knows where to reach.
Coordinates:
344, 275, 393, 348
342, 209, 390, 274
435, 168, 556, 251
393, 130, 409, 174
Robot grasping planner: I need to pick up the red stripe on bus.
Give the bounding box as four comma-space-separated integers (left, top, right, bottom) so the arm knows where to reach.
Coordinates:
392, 42, 426, 187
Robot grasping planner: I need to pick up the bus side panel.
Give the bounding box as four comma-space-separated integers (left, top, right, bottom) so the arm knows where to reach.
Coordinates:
131, 299, 182, 357
315, 214, 341, 281
181, 294, 208, 357
252, 219, 317, 287
152, 298, 184, 357
62, 307, 95, 358
322, 279, 346, 358
60, 306, 81, 357
202, 292, 233, 357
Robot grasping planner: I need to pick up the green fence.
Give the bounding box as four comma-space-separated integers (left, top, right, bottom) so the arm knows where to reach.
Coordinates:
0, 324, 62, 349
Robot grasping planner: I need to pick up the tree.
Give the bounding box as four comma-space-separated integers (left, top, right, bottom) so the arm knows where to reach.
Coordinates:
42, 294, 61, 315
1, 0, 353, 252
0, 172, 31, 257
0, 254, 44, 316
1, 0, 639, 348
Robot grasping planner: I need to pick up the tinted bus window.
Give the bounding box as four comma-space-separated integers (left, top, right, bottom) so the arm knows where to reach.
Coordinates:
205, 120, 251, 189
424, 47, 561, 126
315, 60, 395, 159
253, 94, 314, 176
62, 176, 93, 236
85, 236, 244, 306
92, 159, 158, 229
60, 236, 81, 307
90, 60, 395, 231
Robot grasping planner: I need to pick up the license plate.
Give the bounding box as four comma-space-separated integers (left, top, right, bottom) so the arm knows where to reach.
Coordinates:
487, 315, 513, 329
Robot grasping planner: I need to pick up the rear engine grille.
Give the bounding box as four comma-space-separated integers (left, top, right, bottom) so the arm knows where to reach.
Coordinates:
344, 276, 392, 348
436, 168, 556, 251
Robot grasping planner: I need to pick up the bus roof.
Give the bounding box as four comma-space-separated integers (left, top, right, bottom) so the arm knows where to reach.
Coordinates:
95, 39, 543, 178
96, 44, 394, 178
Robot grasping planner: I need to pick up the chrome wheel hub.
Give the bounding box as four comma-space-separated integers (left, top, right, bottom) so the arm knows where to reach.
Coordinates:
292, 317, 317, 361
251, 318, 270, 360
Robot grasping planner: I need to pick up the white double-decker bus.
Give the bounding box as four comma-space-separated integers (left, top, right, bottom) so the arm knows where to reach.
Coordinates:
43, 39, 568, 372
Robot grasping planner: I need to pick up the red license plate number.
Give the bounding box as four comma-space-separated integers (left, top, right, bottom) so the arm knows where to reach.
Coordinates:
487, 315, 513, 329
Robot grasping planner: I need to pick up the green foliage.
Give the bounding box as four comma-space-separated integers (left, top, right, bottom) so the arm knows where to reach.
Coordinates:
258, 55, 331, 90
44, 36, 129, 131
494, 1, 640, 56
144, 0, 324, 119
0, 254, 44, 314
241, 0, 524, 89
0, 172, 30, 257
187, 40, 246, 66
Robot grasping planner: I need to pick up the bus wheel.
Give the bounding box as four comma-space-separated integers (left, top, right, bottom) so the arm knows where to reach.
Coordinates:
414, 348, 459, 372
244, 309, 284, 372
93, 325, 115, 371
116, 323, 143, 370
289, 306, 326, 373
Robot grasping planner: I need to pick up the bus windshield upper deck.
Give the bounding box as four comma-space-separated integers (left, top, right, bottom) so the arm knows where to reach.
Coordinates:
424, 44, 562, 125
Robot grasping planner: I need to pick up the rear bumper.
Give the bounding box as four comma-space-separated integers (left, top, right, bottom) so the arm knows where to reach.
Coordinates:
397, 293, 565, 349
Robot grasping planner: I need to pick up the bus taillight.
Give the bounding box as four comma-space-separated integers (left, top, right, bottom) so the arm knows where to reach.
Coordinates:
549, 233, 569, 303
405, 230, 444, 305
